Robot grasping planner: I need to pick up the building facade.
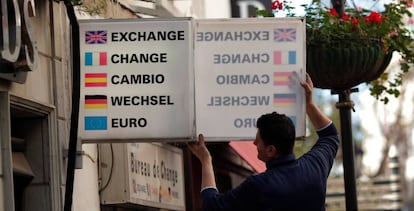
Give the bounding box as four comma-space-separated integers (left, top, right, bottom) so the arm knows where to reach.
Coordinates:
0, 0, 265, 210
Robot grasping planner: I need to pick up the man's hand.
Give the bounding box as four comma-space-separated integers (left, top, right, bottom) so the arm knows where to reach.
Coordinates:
300, 73, 314, 106
188, 134, 217, 189
300, 73, 331, 130
188, 134, 212, 163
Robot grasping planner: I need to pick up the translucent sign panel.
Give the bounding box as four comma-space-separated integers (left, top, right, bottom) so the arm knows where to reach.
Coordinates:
195, 18, 306, 141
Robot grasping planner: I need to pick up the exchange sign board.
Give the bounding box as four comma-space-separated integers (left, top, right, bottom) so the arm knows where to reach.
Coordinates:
78, 18, 194, 142
78, 17, 306, 142
194, 18, 306, 141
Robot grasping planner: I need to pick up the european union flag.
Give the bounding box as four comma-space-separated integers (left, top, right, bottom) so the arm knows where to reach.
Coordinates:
289, 116, 297, 127
85, 116, 107, 130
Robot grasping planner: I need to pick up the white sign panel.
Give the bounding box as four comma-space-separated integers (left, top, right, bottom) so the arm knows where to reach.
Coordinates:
78, 18, 194, 141
195, 18, 306, 140
128, 143, 185, 210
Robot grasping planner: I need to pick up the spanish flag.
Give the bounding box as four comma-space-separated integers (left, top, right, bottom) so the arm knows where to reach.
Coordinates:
85, 73, 107, 87
273, 72, 296, 86
84, 95, 107, 109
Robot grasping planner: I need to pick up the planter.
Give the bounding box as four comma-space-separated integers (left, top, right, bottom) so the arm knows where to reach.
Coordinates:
306, 39, 392, 90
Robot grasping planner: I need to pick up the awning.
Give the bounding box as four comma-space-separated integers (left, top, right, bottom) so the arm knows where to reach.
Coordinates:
229, 141, 266, 173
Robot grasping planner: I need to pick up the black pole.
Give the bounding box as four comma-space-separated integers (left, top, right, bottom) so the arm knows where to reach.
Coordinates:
62, 1, 80, 211
329, 0, 357, 209
331, 0, 345, 17
333, 89, 358, 211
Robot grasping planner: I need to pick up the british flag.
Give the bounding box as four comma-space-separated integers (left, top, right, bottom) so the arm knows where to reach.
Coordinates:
273, 28, 296, 42
85, 30, 107, 44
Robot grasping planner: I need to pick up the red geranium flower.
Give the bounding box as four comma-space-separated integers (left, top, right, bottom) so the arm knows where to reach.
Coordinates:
328, 8, 338, 16
272, 0, 283, 10
365, 11, 382, 23
350, 17, 360, 25
341, 13, 349, 21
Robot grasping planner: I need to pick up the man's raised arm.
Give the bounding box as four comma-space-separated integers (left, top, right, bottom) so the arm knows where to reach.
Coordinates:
301, 74, 332, 130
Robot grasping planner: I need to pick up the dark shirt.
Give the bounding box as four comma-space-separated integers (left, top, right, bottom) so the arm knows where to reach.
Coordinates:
200, 123, 339, 211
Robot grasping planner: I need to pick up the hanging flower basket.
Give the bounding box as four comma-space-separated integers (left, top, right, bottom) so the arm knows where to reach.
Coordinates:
306, 38, 392, 90
257, 0, 414, 102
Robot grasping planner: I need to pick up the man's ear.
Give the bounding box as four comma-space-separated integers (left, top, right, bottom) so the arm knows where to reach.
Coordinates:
266, 145, 278, 157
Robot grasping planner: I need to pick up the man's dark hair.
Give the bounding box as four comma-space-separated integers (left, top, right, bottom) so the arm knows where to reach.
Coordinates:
256, 112, 296, 155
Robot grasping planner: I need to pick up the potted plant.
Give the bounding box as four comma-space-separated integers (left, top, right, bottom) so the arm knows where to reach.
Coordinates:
258, 0, 414, 103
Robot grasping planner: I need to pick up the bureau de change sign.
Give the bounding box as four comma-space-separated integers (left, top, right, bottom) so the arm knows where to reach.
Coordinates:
194, 18, 306, 140
78, 18, 194, 142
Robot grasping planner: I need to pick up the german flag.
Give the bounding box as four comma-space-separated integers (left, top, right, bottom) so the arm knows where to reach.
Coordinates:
84, 95, 107, 109
85, 73, 107, 87
273, 93, 296, 107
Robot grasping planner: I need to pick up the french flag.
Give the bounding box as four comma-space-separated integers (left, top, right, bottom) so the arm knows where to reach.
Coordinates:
273, 51, 296, 65
85, 52, 107, 66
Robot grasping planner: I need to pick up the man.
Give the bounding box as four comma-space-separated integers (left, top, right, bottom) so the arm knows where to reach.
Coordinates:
188, 74, 339, 211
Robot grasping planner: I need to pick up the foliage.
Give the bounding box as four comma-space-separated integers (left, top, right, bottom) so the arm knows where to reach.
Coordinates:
70, 0, 107, 16
258, 0, 414, 104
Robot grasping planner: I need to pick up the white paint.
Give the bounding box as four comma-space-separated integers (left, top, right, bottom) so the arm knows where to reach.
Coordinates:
73, 144, 101, 211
